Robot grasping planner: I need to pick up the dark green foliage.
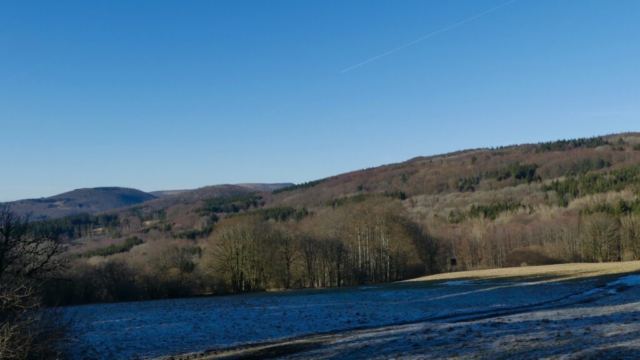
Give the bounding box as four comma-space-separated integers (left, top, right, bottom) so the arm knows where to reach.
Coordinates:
208, 214, 219, 223
496, 162, 540, 183
536, 136, 609, 153
383, 190, 407, 200
230, 207, 309, 222
173, 226, 214, 240
174, 246, 203, 273
457, 176, 481, 192
456, 162, 539, 192
198, 194, 263, 215
542, 167, 640, 206
581, 198, 640, 216
78, 236, 143, 258
30, 198, 57, 204
633, 144, 640, 151
30, 213, 120, 240
468, 203, 523, 220
327, 194, 371, 208
272, 179, 326, 194
567, 157, 611, 176
449, 202, 523, 223
328, 191, 406, 208
448, 210, 466, 224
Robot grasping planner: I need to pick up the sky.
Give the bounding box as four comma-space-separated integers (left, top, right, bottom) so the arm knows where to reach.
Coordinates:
1, 0, 639, 201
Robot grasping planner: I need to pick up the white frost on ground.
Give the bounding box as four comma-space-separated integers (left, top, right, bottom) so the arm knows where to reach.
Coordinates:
441, 281, 474, 286
280, 286, 640, 359
609, 274, 640, 286
64, 275, 639, 360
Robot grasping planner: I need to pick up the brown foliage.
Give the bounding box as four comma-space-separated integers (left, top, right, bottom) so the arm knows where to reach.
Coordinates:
506, 245, 562, 267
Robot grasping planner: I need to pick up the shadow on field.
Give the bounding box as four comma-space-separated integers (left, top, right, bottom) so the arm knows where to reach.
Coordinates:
197, 340, 325, 360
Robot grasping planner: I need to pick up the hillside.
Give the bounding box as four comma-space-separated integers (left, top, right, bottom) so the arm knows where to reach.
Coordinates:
236, 183, 294, 192
149, 183, 293, 198
5, 183, 291, 222
32, 132, 640, 306
265, 133, 640, 214
3, 187, 157, 220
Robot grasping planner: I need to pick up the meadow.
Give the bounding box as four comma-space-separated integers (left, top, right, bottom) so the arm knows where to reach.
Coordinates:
66, 261, 640, 359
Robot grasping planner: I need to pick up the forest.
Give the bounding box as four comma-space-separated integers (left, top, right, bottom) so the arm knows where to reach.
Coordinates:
6, 133, 640, 308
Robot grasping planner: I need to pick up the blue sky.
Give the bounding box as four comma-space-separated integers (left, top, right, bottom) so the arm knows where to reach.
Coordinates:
1, 0, 638, 201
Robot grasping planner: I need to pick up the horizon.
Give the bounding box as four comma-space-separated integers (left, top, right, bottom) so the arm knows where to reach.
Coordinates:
2, 0, 639, 201
2, 131, 635, 202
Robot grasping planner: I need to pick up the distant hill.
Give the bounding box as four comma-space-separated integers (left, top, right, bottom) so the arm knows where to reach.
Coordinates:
28, 132, 640, 309
150, 183, 293, 198
236, 183, 294, 192
148, 190, 191, 198
4, 187, 157, 220
123, 184, 259, 212
5, 183, 288, 221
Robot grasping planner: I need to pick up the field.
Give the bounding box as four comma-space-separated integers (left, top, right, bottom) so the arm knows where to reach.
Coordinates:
66, 262, 640, 359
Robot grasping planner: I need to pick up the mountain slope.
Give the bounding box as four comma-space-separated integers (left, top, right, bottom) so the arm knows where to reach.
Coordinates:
149, 183, 293, 198
236, 183, 294, 192
35, 132, 640, 306
120, 184, 259, 213
265, 133, 640, 214
4, 187, 157, 219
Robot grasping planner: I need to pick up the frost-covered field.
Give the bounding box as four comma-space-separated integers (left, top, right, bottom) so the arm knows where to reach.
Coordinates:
66, 263, 640, 360
270, 275, 640, 360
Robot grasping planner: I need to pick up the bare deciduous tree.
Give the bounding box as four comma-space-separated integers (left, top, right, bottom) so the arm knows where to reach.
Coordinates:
0, 206, 69, 359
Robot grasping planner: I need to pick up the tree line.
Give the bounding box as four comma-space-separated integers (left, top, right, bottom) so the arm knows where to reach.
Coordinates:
43, 198, 440, 305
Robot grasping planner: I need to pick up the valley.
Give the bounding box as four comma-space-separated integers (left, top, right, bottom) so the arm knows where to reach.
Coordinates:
6, 133, 640, 359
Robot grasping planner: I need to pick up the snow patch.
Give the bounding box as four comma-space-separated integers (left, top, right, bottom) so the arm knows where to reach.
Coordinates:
570, 274, 640, 299
608, 275, 640, 287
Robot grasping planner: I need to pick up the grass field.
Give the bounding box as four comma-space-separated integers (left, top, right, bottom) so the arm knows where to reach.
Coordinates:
409, 261, 640, 284
65, 262, 640, 359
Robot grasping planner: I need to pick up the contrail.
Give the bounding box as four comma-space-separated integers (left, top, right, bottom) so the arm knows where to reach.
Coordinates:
341, 0, 519, 73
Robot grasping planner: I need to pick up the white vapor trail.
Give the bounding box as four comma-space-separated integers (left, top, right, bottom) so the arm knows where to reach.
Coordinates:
341, 0, 519, 73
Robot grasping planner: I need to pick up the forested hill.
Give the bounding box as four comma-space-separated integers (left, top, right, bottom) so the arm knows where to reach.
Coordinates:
5, 183, 294, 221
27, 132, 640, 306
149, 183, 293, 198
3, 187, 157, 220
264, 133, 640, 211
123, 184, 260, 212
